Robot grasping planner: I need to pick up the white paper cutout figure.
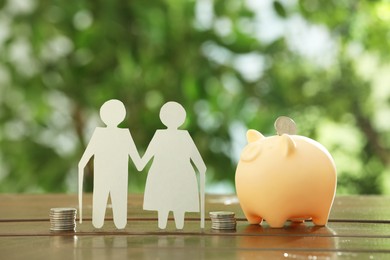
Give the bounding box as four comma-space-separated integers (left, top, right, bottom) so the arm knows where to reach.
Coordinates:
140, 101, 206, 229
78, 99, 142, 229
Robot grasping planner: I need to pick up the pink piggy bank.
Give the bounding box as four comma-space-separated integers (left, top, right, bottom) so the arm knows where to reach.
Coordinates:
235, 130, 337, 228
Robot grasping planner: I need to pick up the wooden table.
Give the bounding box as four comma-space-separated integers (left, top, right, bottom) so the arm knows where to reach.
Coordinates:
1, 194, 390, 259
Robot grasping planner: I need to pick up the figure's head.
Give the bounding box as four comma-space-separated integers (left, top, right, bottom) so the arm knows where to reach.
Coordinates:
100, 99, 126, 127
160, 101, 186, 129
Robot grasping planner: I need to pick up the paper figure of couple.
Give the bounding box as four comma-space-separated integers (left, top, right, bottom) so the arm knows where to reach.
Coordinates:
78, 99, 206, 230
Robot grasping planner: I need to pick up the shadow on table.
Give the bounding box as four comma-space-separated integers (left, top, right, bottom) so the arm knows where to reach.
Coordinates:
237, 222, 339, 259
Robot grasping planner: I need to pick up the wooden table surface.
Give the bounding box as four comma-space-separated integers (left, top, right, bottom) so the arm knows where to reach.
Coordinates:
1, 194, 390, 259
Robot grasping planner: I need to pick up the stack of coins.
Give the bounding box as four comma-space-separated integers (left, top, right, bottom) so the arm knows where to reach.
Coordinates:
50, 208, 77, 232
209, 211, 236, 230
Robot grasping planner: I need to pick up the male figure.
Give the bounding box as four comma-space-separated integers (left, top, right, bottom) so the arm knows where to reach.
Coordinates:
78, 99, 141, 229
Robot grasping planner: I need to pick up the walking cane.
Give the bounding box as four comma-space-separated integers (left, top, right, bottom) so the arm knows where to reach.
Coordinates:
200, 169, 205, 229
78, 167, 83, 224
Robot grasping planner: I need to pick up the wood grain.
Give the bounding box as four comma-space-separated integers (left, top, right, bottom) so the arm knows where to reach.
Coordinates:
1, 194, 390, 259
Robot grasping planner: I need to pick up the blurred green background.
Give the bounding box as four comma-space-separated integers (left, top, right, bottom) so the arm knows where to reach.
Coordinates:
1, 0, 390, 194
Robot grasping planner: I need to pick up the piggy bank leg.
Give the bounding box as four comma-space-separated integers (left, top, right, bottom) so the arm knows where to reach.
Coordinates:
246, 214, 263, 225
241, 205, 263, 224
264, 213, 287, 228
312, 215, 328, 226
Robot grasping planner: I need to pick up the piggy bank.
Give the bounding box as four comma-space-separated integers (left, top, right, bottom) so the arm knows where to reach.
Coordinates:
235, 130, 337, 228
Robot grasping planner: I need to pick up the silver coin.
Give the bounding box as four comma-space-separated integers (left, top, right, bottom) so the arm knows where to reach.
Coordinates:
210, 215, 235, 218
210, 215, 235, 219
50, 216, 76, 220
51, 223, 76, 226
212, 226, 236, 230
274, 116, 297, 135
212, 223, 236, 227
209, 211, 235, 217
50, 225, 76, 228
212, 225, 236, 228
50, 221, 75, 224
211, 220, 235, 223
50, 228, 76, 232
50, 214, 76, 217
50, 215, 76, 218
50, 219, 75, 222
50, 213, 76, 216
50, 222, 76, 226
50, 208, 77, 213
212, 221, 236, 224
50, 221, 76, 226
212, 227, 236, 230
212, 221, 236, 225
50, 220, 75, 223
50, 218, 75, 221
50, 212, 76, 215
50, 210, 76, 213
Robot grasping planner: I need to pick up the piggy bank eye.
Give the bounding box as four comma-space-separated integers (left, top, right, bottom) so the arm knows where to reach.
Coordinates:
241, 143, 261, 162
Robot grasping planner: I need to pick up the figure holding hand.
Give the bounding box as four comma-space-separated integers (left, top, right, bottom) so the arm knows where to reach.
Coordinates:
78, 99, 142, 229
140, 101, 206, 229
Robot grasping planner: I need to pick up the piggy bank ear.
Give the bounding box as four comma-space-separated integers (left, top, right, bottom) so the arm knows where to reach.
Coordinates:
242, 130, 264, 161
281, 134, 296, 156
241, 143, 261, 162
246, 130, 264, 143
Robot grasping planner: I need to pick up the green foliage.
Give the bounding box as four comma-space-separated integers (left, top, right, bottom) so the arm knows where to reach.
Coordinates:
0, 0, 390, 194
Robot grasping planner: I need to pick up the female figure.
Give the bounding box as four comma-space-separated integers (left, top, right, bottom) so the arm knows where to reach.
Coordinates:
140, 101, 206, 229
